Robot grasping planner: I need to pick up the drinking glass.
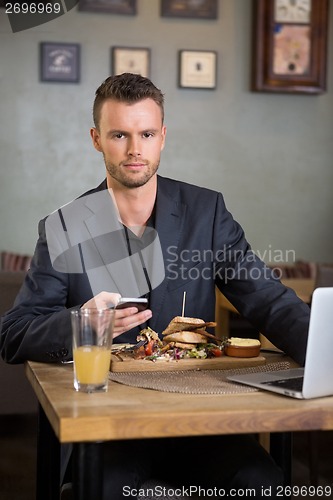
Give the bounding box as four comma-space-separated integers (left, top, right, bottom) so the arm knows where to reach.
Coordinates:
71, 308, 115, 393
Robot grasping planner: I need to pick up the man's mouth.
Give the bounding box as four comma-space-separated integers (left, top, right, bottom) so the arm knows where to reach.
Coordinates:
123, 162, 147, 170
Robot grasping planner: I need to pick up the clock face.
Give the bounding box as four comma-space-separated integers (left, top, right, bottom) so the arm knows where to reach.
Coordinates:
275, 0, 311, 23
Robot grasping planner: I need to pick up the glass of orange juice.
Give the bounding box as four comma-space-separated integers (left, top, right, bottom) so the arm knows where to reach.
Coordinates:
71, 309, 115, 393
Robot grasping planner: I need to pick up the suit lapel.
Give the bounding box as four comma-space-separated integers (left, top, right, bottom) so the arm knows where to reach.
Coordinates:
83, 187, 139, 295
149, 177, 186, 331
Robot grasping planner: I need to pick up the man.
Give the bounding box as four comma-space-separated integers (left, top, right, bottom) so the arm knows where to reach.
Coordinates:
1, 73, 310, 498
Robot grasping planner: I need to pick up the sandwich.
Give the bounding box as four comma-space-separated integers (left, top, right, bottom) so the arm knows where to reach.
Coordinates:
162, 316, 217, 350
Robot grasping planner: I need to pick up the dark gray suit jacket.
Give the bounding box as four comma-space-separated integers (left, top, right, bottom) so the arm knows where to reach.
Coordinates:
0, 176, 310, 365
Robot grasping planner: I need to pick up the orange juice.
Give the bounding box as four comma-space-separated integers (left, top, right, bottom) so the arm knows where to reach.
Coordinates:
73, 345, 111, 384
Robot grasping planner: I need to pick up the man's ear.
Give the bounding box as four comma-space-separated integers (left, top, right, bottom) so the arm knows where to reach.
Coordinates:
90, 128, 102, 152
161, 125, 167, 152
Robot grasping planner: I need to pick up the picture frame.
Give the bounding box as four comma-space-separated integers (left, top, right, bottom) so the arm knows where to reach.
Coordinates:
251, 0, 329, 94
111, 47, 150, 77
178, 50, 217, 89
78, 0, 136, 15
40, 42, 80, 83
161, 0, 218, 19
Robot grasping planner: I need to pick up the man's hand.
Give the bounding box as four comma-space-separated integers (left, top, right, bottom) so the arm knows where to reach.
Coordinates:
81, 291, 121, 310
81, 291, 152, 338
113, 306, 152, 338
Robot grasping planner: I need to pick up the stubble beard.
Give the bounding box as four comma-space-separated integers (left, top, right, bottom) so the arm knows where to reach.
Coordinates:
104, 157, 160, 189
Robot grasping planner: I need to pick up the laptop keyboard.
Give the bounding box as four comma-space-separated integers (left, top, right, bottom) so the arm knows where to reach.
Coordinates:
262, 377, 304, 392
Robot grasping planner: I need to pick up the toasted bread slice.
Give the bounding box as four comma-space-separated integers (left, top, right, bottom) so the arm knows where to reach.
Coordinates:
173, 342, 197, 350
162, 316, 206, 336
194, 329, 221, 342
163, 331, 208, 344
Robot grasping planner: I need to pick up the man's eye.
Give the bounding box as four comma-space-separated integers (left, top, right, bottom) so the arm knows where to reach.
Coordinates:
143, 132, 153, 138
113, 133, 125, 139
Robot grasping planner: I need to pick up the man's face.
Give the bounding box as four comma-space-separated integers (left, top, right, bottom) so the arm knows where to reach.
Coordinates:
91, 98, 166, 189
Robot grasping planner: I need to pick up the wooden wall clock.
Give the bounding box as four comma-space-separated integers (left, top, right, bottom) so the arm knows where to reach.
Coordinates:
251, 0, 329, 94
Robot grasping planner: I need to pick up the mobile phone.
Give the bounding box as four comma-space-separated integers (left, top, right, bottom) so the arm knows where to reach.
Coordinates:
116, 297, 149, 311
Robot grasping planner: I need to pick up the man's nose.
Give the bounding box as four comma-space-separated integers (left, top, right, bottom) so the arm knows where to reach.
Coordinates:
127, 138, 141, 157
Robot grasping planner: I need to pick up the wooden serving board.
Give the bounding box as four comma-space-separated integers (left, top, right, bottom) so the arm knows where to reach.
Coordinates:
110, 354, 266, 373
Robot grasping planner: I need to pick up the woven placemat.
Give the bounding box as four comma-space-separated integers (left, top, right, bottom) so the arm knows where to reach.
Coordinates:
109, 361, 290, 395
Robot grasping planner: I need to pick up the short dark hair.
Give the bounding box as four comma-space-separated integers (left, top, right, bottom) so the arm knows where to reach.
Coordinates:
93, 73, 165, 129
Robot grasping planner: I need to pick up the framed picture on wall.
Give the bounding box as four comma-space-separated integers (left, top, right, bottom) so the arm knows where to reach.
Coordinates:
111, 47, 150, 77
161, 0, 218, 19
178, 50, 217, 89
40, 42, 80, 83
251, 0, 329, 94
79, 0, 137, 15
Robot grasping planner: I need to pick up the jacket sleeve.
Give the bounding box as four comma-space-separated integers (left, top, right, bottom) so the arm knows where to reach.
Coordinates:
0, 219, 79, 364
213, 193, 310, 366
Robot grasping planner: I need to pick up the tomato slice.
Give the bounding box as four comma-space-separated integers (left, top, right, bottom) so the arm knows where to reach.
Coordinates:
210, 347, 222, 357
144, 340, 154, 356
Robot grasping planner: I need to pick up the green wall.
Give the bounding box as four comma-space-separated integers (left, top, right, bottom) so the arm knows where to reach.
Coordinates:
0, 0, 332, 263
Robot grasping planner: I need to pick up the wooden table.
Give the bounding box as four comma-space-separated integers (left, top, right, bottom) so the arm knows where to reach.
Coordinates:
26, 356, 333, 499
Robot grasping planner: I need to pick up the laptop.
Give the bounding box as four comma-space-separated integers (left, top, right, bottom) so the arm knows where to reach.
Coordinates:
227, 287, 333, 399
